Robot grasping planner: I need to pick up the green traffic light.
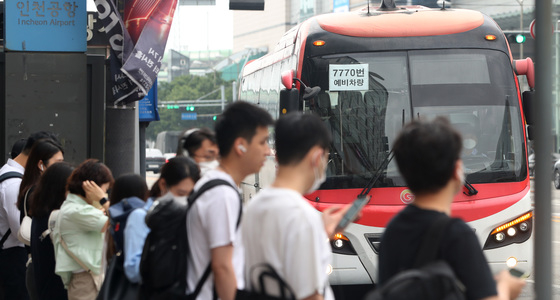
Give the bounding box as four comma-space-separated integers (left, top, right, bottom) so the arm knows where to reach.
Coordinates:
213, 116, 217, 121
515, 34, 526, 44
190, 106, 194, 111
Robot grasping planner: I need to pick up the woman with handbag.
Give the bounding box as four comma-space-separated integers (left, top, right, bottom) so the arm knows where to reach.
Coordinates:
16, 138, 64, 300
28, 162, 73, 300
53, 159, 114, 300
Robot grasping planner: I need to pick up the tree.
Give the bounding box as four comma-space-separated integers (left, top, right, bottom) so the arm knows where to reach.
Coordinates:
146, 72, 234, 142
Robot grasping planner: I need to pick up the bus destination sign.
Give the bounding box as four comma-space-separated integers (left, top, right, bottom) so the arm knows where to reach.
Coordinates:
329, 64, 369, 91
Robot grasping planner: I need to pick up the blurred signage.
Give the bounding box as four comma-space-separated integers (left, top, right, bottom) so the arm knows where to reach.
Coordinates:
87, 12, 108, 46
139, 83, 160, 122
333, 0, 349, 13
181, 113, 197, 120
5, 0, 87, 51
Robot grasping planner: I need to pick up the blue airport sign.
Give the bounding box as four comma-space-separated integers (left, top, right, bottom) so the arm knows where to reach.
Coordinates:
6, 0, 87, 52
181, 113, 197, 120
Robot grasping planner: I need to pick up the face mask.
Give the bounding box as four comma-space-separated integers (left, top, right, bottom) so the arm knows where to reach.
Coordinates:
306, 155, 327, 194
199, 160, 219, 176
163, 191, 188, 204
463, 138, 476, 150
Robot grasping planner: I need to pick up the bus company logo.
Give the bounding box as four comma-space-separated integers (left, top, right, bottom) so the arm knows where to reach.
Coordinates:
400, 189, 415, 204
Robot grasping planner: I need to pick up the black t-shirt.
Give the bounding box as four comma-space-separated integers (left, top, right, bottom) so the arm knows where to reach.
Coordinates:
378, 204, 497, 300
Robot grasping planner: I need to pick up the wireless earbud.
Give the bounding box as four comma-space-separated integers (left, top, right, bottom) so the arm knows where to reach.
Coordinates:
238, 145, 247, 153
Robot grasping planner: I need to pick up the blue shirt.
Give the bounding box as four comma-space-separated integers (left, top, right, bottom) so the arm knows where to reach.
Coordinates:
123, 198, 153, 283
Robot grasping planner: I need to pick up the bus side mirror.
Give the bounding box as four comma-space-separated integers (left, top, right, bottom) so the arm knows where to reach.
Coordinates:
522, 90, 534, 126
513, 58, 535, 89
280, 89, 299, 115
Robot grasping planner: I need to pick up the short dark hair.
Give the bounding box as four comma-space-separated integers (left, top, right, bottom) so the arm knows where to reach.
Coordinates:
109, 174, 148, 206
275, 112, 332, 165
18, 139, 65, 212
10, 139, 27, 159
67, 159, 114, 197
22, 131, 60, 155
177, 127, 217, 157
393, 117, 462, 195
214, 101, 274, 157
149, 156, 200, 198
29, 162, 74, 218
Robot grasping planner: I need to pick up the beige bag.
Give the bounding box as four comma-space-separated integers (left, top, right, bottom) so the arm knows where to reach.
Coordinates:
17, 189, 32, 246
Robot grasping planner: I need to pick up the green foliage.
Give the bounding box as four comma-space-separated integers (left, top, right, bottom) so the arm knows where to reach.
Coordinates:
146, 72, 234, 142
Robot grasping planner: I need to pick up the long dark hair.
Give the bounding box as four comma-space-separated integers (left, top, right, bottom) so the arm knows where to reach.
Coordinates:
149, 156, 200, 198
17, 138, 64, 213
109, 174, 148, 206
28, 162, 73, 218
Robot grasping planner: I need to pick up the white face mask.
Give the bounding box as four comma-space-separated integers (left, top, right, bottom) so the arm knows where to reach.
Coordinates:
199, 160, 219, 176
463, 138, 477, 150
306, 155, 327, 194
163, 191, 188, 204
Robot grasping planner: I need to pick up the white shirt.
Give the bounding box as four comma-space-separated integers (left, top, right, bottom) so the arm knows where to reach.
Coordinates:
242, 187, 334, 300
0, 159, 24, 249
186, 169, 244, 299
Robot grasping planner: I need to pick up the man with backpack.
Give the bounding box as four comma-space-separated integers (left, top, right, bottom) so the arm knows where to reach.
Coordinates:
0, 131, 59, 300
377, 117, 525, 300
242, 112, 351, 300
186, 101, 274, 300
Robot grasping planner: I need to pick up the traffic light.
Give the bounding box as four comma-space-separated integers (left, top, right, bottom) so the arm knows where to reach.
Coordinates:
508, 33, 526, 44
185, 106, 195, 111
213, 115, 217, 121
166, 105, 179, 109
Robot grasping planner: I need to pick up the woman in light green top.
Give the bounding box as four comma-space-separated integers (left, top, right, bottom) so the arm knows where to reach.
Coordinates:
53, 159, 113, 300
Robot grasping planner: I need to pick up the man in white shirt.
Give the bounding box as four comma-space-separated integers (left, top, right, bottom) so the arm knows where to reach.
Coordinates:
186, 101, 274, 300
0, 131, 59, 300
242, 112, 350, 300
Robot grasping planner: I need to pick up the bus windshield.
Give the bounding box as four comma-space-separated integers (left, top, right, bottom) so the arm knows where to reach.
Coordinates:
303, 49, 527, 189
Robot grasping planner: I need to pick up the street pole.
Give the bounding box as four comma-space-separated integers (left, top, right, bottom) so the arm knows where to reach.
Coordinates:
520, 0, 523, 58
534, 0, 553, 298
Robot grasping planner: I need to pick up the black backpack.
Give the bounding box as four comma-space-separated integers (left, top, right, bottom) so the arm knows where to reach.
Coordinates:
0, 171, 23, 250
139, 179, 240, 300
366, 215, 467, 300
108, 196, 146, 253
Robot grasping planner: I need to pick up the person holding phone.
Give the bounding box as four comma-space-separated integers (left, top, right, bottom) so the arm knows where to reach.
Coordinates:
242, 112, 350, 300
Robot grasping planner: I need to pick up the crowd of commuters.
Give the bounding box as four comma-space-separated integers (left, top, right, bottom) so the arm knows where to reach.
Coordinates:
0, 102, 526, 300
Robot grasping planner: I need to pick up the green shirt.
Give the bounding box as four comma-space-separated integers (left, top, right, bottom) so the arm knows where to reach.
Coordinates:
53, 193, 108, 287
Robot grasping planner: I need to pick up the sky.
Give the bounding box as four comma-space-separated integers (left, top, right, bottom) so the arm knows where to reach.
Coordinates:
86, 0, 234, 52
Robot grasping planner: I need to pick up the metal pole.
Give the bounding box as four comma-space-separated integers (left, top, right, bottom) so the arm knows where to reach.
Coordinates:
520, 0, 524, 58
534, 0, 553, 299
233, 81, 238, 102
221, 85, 225, 111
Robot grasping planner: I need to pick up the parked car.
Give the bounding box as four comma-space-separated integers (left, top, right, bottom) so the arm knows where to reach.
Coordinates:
146, 148, 166, 173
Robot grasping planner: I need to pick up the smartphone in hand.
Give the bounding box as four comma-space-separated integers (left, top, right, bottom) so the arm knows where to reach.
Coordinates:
335, 195, 371, 234
509, 268, 530, 278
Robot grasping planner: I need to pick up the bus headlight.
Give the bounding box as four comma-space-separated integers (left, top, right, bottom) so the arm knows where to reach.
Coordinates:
483, 211, 533, 250
330, 233, 357, 255
495, 232, 505, 242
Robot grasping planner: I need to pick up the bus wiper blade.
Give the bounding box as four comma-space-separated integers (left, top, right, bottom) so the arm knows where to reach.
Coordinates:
358, 152, 394, 198
463, 180, 478, 196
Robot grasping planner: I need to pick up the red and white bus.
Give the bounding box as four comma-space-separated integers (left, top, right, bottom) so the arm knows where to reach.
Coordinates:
239, 1, 535, 286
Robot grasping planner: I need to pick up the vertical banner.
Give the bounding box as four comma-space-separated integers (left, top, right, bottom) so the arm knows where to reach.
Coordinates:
95, 0, 178, 105
121, 0, 178, 97
94, 0, 138, 104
